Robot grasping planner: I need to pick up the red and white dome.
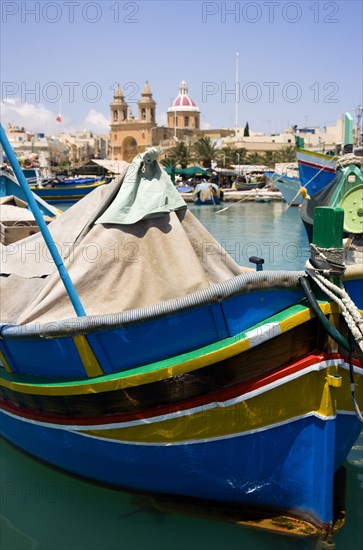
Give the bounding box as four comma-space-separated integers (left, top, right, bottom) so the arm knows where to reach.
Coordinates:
168, 81, 200, 113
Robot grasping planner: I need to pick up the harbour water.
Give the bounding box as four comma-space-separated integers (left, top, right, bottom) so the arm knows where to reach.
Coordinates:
1, 202, 362, 550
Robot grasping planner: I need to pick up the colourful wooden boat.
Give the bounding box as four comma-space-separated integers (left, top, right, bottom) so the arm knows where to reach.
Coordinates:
301, 157, 363, 242
193, 182, 222, 205
296, 148, 337, 194
0, 130, 362, 543
31, 176, 109, 204
0, 169, 59, 219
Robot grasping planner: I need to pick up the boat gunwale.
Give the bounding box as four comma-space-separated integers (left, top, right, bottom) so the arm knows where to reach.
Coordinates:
1, 266, 362, 340
1, 269, 305, 339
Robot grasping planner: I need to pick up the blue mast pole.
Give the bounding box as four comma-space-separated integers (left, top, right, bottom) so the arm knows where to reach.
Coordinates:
0, 123, 86, 317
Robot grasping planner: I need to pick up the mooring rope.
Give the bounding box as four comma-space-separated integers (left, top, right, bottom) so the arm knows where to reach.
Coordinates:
305, 245, 363, 422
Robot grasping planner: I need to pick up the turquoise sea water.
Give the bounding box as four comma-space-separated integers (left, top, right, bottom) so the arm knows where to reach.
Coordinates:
1, 202, 362, 550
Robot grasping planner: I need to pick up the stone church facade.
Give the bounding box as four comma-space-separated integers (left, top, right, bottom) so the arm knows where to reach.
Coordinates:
109, 80, 229, 161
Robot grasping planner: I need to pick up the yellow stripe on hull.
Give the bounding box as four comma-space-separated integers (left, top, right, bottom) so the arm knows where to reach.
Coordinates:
80, 365, 362, 444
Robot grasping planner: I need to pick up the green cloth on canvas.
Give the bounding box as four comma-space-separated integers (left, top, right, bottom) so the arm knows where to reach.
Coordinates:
96, 148, 186, 225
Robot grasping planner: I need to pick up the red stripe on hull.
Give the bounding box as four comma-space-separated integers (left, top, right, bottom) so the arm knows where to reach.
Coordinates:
298, 159, 336, 173
1, 353, 357, 427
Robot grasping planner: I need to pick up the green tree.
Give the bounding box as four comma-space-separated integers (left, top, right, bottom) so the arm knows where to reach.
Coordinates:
275, 145, 297, 163
160, 153, 177, 168
244, 122, 250, 137
161, 142, 193, 169
193, 137, 220, 168
261, 151, 276, 167
246, 152, 262, 165
171, 141, 193, 168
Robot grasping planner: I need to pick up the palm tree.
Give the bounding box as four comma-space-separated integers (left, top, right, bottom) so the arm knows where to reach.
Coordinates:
275, 145, 297, 163
160, 153, 177, 168
261, 151, 276, 167
219, 146, 236, 168
246, 152, 262, 165
193, 137, 220, 168
170, 141, 193, 169
160, 142, 193, 169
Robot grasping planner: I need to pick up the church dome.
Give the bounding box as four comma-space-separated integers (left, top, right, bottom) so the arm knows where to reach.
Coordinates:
168, 81, 200, 113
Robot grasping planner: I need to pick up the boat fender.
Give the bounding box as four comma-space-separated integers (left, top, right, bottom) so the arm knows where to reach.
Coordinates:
299, 187, 310, 199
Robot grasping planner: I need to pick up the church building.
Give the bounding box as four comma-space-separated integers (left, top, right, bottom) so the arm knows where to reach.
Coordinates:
109, 80, 228, 161
110, 81, 156, 162
167, 80, 200, 132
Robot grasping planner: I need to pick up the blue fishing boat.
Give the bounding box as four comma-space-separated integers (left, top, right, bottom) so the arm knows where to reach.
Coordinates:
193, 182, 222, 204
31, 175, 109, 204
0, 168, 59, 219
267, 172, 304, 206
301, 154, 363, 242
0, 125, 362, 543
297, 147, 337, 193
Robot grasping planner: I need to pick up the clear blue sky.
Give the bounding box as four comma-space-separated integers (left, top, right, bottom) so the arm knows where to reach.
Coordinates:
1, 0, 362, 134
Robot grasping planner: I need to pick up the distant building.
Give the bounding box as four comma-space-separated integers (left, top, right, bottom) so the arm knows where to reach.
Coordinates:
57, 131, 108, 166
5, 124, 68, 169
109, 80, 230, 161
110, 82, 157, 162
167, 80, 200, 131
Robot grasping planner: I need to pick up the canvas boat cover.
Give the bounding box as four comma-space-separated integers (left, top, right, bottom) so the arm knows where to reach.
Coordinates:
0, 149, 250, 325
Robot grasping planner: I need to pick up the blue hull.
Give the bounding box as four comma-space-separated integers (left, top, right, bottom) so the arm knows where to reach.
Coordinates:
33, 183, 107, 204
1, 408, 359, 526
0, 288, 303, 378
193, 198, 222, 205
299, 164, 336, 195
0, 172, 57, 217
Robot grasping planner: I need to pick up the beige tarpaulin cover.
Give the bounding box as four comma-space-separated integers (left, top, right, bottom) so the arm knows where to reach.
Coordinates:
0, 149, 250, 325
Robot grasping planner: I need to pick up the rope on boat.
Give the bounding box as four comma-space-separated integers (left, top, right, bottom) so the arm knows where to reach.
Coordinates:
303, 244, 363, 423
335, 153, 362, 169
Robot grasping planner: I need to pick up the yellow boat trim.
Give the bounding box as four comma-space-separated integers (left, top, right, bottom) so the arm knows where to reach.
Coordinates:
81, 366, 361, 443
296, 148, 338, 161
73, 336, 104, 377
0, 303, 341, 396
0, 350, 13, 374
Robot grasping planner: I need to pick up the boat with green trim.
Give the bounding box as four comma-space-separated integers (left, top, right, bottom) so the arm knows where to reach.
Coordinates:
0, 133, 362, 543
301, 154, 363, 242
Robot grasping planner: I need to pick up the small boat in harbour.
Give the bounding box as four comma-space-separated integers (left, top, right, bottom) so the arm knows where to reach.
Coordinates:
193, 181, 222, 205
0, 126, 362, 543
31, 174, 110, 204
273, 173, 303, 205
0, 168, 60, 244
0, 167, 59, 219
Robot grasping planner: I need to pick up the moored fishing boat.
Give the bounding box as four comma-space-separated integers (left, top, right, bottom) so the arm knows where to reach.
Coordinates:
301, 154, 363, 242
193, 181, 222, 204
297, 147, 337, 193
0, 168, 59, 219
273, 173, 303, 205
31, 175, 109, 204
0, 126, 362, 543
